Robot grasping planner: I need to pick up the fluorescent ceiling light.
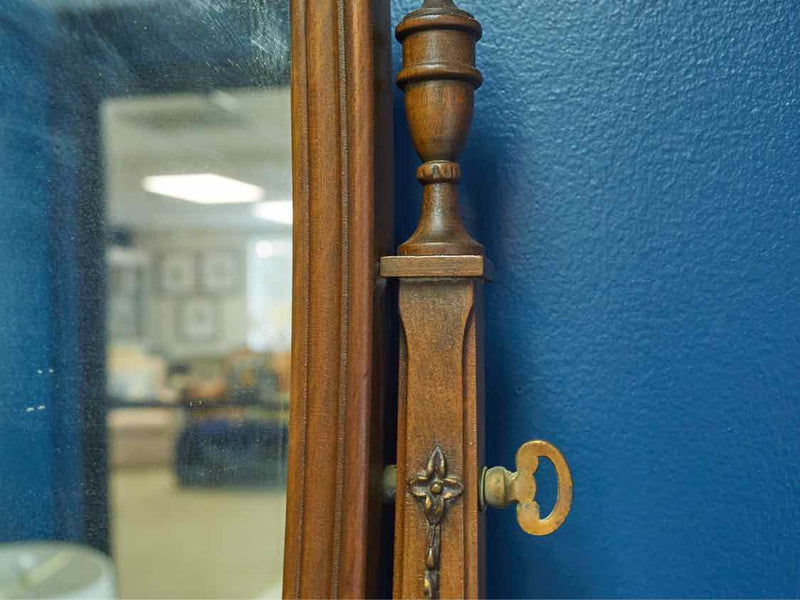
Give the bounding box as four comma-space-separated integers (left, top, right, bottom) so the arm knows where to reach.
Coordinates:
142, 173, 264, 204
253, 201, 293, 225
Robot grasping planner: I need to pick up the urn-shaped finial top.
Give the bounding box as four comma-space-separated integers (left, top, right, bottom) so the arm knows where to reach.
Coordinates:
396, 0, 482, 88
394, 0, 484, 256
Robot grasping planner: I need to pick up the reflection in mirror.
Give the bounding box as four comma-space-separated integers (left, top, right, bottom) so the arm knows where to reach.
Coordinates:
103, 87, 291, 599
1, 1, 290, 598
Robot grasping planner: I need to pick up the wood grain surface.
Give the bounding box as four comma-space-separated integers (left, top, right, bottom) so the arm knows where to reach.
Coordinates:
283, 0, 394, 597
389, 1, 487, 598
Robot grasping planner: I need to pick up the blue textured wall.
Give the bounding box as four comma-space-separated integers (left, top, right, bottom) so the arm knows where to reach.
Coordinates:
392, 1, 800, 597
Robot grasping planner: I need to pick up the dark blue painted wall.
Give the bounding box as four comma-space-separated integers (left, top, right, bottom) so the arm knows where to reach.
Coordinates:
392, 1, 800, 597
0, 0, 61, 541
0, 0, 87, 544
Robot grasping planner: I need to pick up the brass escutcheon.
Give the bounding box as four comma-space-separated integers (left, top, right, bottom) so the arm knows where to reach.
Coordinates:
480, 440, 573, 536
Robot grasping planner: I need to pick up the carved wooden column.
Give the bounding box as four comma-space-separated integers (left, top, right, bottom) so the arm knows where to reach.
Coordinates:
381, 2, 487, 598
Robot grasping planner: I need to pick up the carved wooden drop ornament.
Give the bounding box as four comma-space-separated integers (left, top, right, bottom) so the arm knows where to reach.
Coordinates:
383, 1, 573, 599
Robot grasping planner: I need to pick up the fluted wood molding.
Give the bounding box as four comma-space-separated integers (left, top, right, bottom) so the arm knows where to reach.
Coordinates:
283, 0, 393, 597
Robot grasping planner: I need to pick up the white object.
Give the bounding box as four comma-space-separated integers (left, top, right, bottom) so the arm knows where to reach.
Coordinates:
0, 543, 116, 599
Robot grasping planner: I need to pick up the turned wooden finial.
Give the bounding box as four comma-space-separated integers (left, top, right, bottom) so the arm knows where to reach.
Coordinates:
396, 0, 483, 256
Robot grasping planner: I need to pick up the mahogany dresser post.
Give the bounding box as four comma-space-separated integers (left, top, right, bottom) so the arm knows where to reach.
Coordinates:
283, 0, 394, 597
381, 1, 487, 598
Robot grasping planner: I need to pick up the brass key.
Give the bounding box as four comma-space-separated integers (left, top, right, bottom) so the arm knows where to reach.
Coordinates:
480, 440, 573, 536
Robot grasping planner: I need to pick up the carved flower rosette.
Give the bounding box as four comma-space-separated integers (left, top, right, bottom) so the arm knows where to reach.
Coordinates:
409, 445, 463, 526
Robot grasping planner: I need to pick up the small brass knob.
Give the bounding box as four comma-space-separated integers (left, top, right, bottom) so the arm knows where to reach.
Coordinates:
480, 440, 573, 536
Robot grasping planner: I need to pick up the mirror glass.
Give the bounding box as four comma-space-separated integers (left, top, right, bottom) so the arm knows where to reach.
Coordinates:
1, 1, 291, 598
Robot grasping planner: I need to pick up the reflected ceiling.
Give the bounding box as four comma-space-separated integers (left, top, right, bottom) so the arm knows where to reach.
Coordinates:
103, 86, 291, 231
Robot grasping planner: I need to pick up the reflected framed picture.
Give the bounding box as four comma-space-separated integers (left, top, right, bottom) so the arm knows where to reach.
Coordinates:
159, 252, 196, 295
108, 295, 141, 339
112, 264, 141, 296
178, 296, 219, 342
200, 249, 240, 294
107, 251, 147, 341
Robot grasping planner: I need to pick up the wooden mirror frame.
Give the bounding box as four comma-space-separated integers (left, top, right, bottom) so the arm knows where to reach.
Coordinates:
283, 1, 395, 598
